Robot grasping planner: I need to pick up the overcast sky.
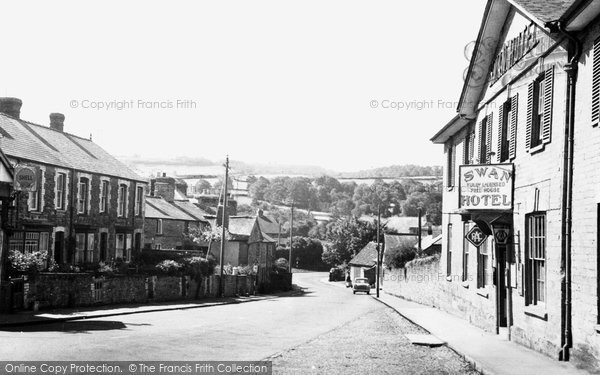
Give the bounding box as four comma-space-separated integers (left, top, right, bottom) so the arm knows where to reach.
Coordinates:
0, 0, 485, 172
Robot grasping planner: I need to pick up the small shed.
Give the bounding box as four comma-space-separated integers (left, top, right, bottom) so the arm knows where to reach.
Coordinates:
348, 242, 378, 285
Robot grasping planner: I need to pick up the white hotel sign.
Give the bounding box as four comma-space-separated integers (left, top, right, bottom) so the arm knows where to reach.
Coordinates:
459, 164, 514, 210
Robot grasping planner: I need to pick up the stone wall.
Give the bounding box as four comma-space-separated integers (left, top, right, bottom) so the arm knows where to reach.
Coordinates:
20, 272, 256, 310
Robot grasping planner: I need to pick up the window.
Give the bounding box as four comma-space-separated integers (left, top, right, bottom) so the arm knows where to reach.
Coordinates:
28, 190, 40, 212
499, 100, 511, 162
479, 115, 493, 163
100, 180, 109, 213
56, 173, 66, 210
463, 126, 475, 165
592, 37, 600, 126
526, 213, 546, 305
462, 222, 469, 282
446, 141, 455, 188
155, 243, 162, 250
9, 231, 50, 253
527, 67, 554, 150
477, 239, 489, 288
156, 219, 163, 235
77, 177, 89, 214
135, 186, 144, 216
126, 234, 132, 262
118, 184, 127, 217
116, 233, 125, 259
74, 232, 95, 264
447, 223, 452, 277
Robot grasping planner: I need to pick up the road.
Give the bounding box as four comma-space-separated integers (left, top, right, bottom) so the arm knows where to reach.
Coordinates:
0, 272, 476, 374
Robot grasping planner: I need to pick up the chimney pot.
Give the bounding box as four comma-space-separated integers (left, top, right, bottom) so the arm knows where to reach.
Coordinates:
0, 97, 22, 119
49, 113, 65, 132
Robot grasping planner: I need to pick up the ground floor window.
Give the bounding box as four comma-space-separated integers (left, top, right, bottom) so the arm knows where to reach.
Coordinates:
116, 233, 133, 262
462, 222, 470, 282
477, 240, 489, 288
9, 231, 50, 254
75, 232, 96, 264
526, 213, 546, 305
447, 224, 452, 277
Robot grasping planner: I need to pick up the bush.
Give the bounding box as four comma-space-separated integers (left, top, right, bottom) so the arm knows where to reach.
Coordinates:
8, 251, 49, 274
384, 244, 417, 269
155, 260, 184, 275
274, 258, 289, 273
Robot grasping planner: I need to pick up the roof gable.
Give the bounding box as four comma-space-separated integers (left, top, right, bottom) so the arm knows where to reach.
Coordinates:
349, 242, 378, 267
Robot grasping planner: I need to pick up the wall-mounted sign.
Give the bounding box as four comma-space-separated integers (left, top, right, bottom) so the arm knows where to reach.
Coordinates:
14, 166, 37, 192
493, 227, 510, 245
490, 22, 539, 84
465, 225, 487, 248
459, 164, 513, 210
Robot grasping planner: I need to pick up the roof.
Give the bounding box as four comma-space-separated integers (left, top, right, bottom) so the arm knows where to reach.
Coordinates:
0, 113, 144, 182
257, 213, 280, 235
414, 234, 442, 251
349, 242, 378, 268
145, 196, 196, 221
385, 235, 418, 251
172, 200, 209, 222
227, 216, 257, 238
509, 0, 578, 25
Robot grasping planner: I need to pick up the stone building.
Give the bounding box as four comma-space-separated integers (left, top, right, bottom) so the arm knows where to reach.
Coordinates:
426, 0, 600, 368
0, 97, 147, 265
144, 176, 210, 251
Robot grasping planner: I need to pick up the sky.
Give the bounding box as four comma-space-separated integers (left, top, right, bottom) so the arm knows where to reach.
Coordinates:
0, 0, 486, 173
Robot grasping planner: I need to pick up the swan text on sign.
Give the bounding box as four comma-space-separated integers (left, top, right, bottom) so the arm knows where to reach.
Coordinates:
459, 164, 514, 210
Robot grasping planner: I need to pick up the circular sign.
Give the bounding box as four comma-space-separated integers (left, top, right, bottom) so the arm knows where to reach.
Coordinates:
14, 166, 37, 191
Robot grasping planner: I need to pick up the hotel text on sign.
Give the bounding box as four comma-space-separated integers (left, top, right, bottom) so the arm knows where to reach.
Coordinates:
459, 164, 513, 210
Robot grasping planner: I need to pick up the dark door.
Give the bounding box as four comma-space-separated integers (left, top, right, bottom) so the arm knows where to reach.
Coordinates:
100, 232, 108, 262
54, 232, 64, 263
496, 245, 508, 327
134, 233, 141, 253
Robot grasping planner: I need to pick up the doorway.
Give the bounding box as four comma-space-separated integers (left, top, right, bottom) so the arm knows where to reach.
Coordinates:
496, 244, 508, 327
100, 232, 108, 262
54, 231, 64, 263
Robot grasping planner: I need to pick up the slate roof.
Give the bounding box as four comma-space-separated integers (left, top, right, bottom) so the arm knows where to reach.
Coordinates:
385, 234, 418, 251
510, 0, 577, 24
349, 242, 378, 268
0, 113, 144, 181
145, 196, 196, 221
173, 200, 209, 222
228, 216, 256, 237
257, 214, 280, 235
413, 234, 442, 251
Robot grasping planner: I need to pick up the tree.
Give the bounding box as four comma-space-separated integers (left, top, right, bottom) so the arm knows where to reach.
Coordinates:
384, 238, 416, 269
351, 180, 404, 217
249, 176, 270, 203
290, 236, 324, 269
195, 179, 212, 193
321, 217, 377, 267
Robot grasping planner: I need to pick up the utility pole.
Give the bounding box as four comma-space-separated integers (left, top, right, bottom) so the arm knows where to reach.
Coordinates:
376, 203, 381, 298
218, 156, 229, 297
288, 201, 294, 273
418, 206, 422, 253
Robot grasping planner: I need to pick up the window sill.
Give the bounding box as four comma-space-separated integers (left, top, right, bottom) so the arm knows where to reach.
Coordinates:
446, 186, 455, 192
446, 276, 453, 282
527, 143, 545, 155
595, 325, 600, 334
524, 305, 548, 321
461, 281, 469, 289
476, 290, 489, 298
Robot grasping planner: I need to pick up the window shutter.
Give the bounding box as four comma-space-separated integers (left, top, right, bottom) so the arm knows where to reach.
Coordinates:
451, 142, 456, 185
526, 82, 534, 151
463, 134, 468, 165
497, 104, 505, 163
593, 38, 600, 126
469, 130, 475, 163
542, 66, 554, 144
487, 113, 493, 163
509, 94, 518, 159
478, 119, 484, 163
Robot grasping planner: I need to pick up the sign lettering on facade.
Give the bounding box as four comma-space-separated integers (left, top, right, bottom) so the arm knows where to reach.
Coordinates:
459, 164, 513, 210
490, 22, 539, 84
14, 166, 37, 192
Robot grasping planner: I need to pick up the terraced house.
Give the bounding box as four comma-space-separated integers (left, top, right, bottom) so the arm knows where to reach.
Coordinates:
0, 97, 147, 265
429, 0, 600, 368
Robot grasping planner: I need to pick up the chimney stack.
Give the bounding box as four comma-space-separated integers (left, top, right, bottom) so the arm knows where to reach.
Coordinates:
0, 97, 22, 119
216, 204, 229, 229
49, 113, 65, 132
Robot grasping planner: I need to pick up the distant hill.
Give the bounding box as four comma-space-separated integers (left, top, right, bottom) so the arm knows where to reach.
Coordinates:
336, 165, 442, 179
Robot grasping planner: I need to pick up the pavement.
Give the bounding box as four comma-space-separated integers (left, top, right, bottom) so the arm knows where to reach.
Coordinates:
375, 291, 591, 375
0, 291, 297, 328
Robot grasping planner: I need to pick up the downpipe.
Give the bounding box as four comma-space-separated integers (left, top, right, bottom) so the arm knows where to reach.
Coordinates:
548, 20, 581, 362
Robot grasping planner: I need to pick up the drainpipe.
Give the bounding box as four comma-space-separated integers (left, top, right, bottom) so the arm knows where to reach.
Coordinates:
548, 20, 581, 362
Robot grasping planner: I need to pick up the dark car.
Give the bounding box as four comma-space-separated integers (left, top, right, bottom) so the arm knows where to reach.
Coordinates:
329, 267, 344, 281
352, 278, 371, 294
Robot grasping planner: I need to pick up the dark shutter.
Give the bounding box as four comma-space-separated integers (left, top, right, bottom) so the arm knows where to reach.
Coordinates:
487, 113, 493, 163
451, 141, 456, 186
478, 118, 484, 163
542, 66, 554, 144
463, 133, 468, 165
469, 130, 475, 164
497, 104, 505, 163
526, 82, 534, 151
593, 38, 600, 126
509, 94, 518, 159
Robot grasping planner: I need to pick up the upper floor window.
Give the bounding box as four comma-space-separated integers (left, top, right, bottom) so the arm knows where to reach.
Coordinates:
479, 114, 493, 164
499, 100, 511, 162
526, 212, 546, 305
56, 172, 66, 210
527, 67, 554, 151
135, 186, 144, 216
118, 184, 127, 217
100, 180, 109, 213
28, 190, 40, 212
446, 141, 455, 188
77, 177, 89, 214
446, 223, 452, 277
463, 127, 474, 165
156, 219, 163, 235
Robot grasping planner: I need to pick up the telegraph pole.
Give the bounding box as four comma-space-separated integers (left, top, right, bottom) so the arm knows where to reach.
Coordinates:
288, 201, 294, 273
418, 206, 422, 253
376, 203, 381, 298
218, 156, 229, 297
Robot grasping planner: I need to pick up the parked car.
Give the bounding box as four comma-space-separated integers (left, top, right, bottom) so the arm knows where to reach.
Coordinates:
352, 277, 371, 294
329, 267, 344, 281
